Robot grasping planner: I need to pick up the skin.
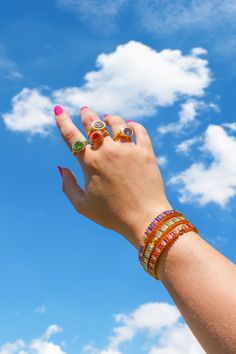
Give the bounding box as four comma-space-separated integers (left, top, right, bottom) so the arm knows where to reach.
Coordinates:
55, 106, 236, 354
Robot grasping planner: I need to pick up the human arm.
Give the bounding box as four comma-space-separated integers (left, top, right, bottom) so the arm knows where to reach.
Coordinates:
54, 106, 236, 354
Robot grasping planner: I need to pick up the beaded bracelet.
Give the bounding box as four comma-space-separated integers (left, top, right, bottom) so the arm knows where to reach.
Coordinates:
139, 210, 198, 280
139, 210, 181, 262
141, 216, 186, 271
148, 222, 197, 279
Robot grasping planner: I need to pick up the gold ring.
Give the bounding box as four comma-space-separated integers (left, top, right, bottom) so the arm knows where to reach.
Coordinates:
90, 130, 110, 146
72, 138, 89, 155
87, 120, 107, 137
113, 127, 133, 141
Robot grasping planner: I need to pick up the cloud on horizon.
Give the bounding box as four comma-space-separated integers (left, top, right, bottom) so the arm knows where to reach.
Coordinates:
0, 325, 65, 354
83, 302, 205, 354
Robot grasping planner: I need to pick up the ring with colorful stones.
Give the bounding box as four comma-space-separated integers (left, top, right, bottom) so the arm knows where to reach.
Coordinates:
90, 130, 109, 146
113, 127, 133, 141
87, 120, 107, 137
72, 138, 89, 155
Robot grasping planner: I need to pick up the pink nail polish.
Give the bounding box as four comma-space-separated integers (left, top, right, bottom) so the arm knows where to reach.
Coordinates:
103, 114, 109, 118
127, 120, 133, 123
80, 106, 88, 111
54, 106, 63, 116
57, 166, 63, 177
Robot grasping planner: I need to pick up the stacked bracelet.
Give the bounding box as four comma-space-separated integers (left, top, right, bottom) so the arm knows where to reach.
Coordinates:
139, 210, 198, 280
138, 210, 181, 262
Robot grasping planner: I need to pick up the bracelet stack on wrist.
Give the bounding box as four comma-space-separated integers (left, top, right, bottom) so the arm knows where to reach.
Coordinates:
138, 210, 198, 280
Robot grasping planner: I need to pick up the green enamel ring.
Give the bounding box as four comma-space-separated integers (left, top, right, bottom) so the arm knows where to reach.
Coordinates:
72, 139, 88, 154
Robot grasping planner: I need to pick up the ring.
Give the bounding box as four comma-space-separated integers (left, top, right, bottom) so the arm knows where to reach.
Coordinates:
90, 130, 109, 146
72, 138, 89, 155
113, 127, 133, 141
87, 120, 107, 137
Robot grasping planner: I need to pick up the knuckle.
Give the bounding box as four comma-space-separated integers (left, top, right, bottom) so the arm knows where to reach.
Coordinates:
84, 154, 99, 170
63, 128, 79, 142
138, 124, 149, 136
141, 148, 156, 163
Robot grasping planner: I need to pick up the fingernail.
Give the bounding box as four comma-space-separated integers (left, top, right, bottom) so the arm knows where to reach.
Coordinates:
80, 106, 88, 111
127, 120, 133, 123
103, 114, 109, 118
57, 166, 63, 177
54, 106, 63, 116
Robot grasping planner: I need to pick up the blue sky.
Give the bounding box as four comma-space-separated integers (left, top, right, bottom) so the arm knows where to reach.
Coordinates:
0, 1, 236, 353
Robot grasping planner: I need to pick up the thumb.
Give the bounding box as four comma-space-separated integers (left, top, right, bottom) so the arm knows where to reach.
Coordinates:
58, 167, 86, 214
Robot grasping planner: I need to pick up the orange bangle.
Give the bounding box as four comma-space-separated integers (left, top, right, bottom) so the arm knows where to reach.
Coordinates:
148, 223, 197, 279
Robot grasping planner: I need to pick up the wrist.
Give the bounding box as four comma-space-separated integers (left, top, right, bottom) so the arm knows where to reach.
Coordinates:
128, 200, 173, 249
155, 230, 199, 280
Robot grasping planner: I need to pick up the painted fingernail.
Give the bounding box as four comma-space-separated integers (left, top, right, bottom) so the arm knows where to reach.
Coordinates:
80, 106, 88, 111
103, 114, 109, 118
57, 166, 63, 177
127, 120, 133, 123
54, 106, 63, 116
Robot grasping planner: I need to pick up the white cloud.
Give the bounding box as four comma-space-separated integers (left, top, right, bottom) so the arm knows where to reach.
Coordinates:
2, 41, 210, 135
0, 325, 65, 354
83, 302, 204, 354
2, 88, 54, 135
0, 45, 22, 80
109, 302, 180, 349
57, 0, 128, 33
43, 325, 63, 340
223, 122, 236, 132
157, 156, 168, 167
176, 136, 201, 154
157, 100, 208, 135
170, 124, 236, 206
0, 340, 25, 354
54, 42, 210, 118
34, 305, 47, 315
149, 324, 205, 354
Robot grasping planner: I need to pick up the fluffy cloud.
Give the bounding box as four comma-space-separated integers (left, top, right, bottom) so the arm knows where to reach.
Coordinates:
157, 156, 168, 167
54, 41, 210, 118
2, 41, 210, 135
84, 302, 204, 354
170, 124, 236, 206
149, 324, 205, 354
157, 100, 206, 135
109, 302, 180, 349
223, 122, 236, 132
0, 325, 65, 354
176, 136, 201, 154
2, 89, 54, 135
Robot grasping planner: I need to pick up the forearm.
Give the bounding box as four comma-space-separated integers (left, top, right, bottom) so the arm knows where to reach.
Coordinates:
156, 231, 236, 354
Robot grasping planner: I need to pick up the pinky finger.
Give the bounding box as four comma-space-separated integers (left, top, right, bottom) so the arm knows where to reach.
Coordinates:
59, 167, 87, 215
127, 121, 152, 149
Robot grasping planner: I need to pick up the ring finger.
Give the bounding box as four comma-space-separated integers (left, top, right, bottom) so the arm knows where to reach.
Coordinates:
103, 114, 134, 143
79, 107, 112, 146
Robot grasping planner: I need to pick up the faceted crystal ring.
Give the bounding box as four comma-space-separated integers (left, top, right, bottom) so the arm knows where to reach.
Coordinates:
113, 127, 133, 141
72, 138, 89, 155
87, 120, 107, 137
90, 130, 109, 146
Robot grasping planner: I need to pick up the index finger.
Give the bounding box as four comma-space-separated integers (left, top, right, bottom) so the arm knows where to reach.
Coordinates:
54, 105, 89, 163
